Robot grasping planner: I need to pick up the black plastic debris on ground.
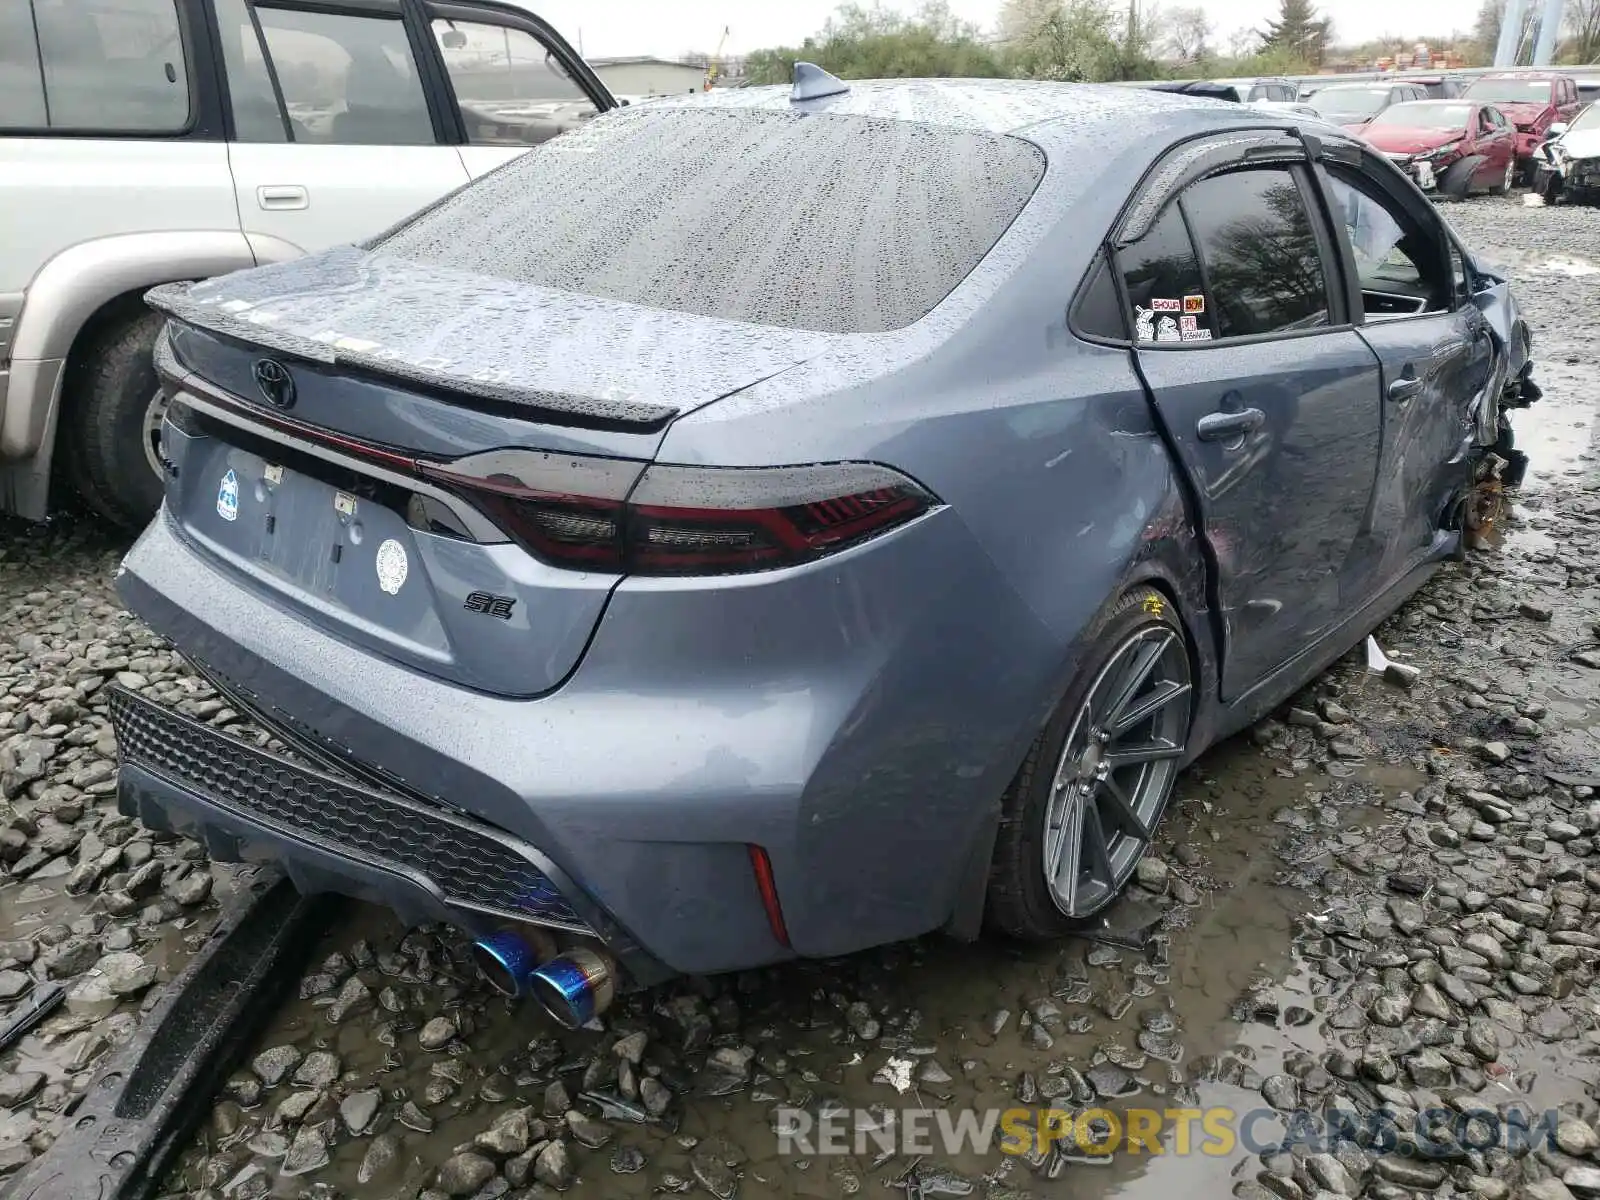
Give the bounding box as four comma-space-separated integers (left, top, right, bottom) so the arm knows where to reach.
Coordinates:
1, 872, 335, 1200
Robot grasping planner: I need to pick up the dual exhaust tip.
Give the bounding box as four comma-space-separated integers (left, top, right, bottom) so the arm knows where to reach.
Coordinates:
470, 929, 616, 1029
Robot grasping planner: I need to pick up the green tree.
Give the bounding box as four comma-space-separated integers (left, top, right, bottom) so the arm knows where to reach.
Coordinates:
1561, 0, 1600, 63
1472, 0, 1539, 63
997, 0, 1128, 81
744, 2, 1004, 84
1164, 5, 1215, 65
1259, 0, 1332, 67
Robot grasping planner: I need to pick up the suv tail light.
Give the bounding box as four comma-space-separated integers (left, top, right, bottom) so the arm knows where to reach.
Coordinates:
422, 455, 938, 577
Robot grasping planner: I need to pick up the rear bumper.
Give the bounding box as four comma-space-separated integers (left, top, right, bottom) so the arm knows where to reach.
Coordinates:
116, 501, 1064, 975
108, 685, 690, 973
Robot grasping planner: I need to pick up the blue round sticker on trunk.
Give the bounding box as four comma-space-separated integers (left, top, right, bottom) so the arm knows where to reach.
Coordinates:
217, 469, 239, 522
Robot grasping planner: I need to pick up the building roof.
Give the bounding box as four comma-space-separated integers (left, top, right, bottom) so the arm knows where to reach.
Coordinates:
589, 56, 704, 69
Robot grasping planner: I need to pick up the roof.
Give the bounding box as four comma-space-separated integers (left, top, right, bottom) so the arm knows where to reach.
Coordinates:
640, 76, 1279, 137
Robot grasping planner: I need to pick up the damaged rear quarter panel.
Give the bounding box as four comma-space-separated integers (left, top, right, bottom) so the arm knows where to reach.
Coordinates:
652, 319, 1211, 954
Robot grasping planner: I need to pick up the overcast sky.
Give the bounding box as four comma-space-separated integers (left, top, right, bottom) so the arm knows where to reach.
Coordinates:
515, 0, 1478, 60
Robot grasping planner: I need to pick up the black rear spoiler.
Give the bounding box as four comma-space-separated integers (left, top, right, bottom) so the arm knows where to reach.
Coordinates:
1144, 81, 1242, 102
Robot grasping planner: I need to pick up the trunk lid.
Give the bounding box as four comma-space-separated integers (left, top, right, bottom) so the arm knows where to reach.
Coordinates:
149, 250, 837, 698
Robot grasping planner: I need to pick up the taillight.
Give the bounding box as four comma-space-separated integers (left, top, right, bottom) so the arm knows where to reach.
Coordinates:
421, 455, 937, 577
160, 374, 935, 577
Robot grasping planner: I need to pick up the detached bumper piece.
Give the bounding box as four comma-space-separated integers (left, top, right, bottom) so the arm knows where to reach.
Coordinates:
110, 684, 596, 932
1384, 153, 1436, 191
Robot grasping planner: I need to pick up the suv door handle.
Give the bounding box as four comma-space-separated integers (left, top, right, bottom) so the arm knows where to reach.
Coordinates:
1389, 375, 1423, 403
257, 185, 309, 210
1196, 408, 1265, 441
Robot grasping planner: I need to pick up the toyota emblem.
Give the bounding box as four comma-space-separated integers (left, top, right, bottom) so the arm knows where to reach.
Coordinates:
253, 359, 295, 409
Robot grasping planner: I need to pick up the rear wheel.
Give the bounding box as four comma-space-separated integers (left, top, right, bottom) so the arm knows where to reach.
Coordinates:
60, 310, 168, 531
1498, 156, 1515, 195
985, 586, 1194, 939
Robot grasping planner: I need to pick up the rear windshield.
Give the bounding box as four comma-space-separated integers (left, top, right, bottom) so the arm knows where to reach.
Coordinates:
1463, 78, 1555, 103
375, 108, 1046, 335
1370, 102, 1472, 129
1311, 87, 1393, 119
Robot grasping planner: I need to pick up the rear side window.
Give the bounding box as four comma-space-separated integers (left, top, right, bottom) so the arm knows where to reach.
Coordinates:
1118, 202, 1206, 343
213, 0, 286, 142
253, 5, 435, 145
0, 7, 48, 127
1073, 253, 1126, 340
15, 0, 190, 132
1181, 168, 1330, 338
377, 109, 1046, 334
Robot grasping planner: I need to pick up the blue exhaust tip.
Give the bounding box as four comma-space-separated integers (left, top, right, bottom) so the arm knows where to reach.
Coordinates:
471, 930, 544, 997
528, 948, 617, 1029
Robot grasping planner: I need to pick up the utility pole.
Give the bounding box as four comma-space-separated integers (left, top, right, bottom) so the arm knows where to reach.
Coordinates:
1494, 0, 1526, 65
1531, 0, 1565, 63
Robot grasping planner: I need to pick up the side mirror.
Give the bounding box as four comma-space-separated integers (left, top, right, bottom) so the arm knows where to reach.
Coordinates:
1547, 122, 1568, 139
441, 29, 467, 50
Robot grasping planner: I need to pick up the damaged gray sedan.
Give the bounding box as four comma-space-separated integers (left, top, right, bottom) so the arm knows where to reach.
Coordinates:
113, 71, 1540, 1026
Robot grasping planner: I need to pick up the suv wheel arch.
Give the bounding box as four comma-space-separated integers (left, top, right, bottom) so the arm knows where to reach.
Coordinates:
1, 232, 260, 520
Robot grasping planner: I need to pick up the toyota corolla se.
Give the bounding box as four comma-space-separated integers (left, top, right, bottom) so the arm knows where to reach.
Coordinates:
114, 68, 1538, 1027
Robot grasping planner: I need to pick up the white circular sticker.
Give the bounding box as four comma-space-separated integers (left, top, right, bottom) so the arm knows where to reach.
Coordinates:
375, 539, 408, 595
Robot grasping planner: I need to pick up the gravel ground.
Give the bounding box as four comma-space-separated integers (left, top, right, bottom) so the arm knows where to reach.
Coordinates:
0, 194, 1595, 1200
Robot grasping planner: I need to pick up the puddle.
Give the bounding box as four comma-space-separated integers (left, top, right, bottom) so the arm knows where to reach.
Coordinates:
0, 865, 247, 1123
1532, 256, 1600, 277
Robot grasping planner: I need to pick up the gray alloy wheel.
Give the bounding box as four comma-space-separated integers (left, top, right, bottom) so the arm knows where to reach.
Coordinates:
1040, 622, 1192, 918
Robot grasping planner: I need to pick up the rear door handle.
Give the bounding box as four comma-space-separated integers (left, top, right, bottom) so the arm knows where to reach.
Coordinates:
257, 185, 309, 210
1196, 408, 1265, 442
1389, 375, 1423, 403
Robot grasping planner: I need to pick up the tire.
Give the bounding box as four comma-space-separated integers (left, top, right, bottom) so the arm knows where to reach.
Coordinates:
1497, 156, 1515, 196
1438, 159, 1475, 199
985, 585, 1194, 940
60, 310, 168, 531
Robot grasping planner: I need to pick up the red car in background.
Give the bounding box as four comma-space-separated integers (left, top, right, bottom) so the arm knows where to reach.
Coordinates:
1360, 100, 1519, 197
1460, 71, 1582, 179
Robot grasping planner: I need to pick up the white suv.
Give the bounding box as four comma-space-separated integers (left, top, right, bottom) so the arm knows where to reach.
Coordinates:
0, 0, 614, 529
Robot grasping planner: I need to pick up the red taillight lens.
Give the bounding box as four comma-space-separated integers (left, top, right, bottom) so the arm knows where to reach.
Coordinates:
421, 456, 937, 576
625, 463, 935, 576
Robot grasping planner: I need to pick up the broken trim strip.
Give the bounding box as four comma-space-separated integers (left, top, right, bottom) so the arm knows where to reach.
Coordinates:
0, 874, 335, 1200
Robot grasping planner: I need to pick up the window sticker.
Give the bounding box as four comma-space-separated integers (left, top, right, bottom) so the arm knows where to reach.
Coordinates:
1151, 298, 1181, 312
1155, 316, 1181, 342
1183, 295, 1205, 314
